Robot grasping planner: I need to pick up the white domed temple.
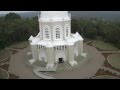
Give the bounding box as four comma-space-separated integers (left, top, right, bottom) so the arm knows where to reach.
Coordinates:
29, 11, 83, 69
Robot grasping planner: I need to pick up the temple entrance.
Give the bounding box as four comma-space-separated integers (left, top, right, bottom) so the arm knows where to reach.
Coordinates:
58, 58, 64, 63
55, 52, 66, 63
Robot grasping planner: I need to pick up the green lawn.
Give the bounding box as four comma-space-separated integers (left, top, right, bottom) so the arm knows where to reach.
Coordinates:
108, 54, 120, 69
8, 41, 29, 49
92, 40, 119, 51
0, 50, 10, 61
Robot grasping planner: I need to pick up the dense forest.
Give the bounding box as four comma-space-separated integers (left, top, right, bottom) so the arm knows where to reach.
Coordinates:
0, 13, 39, 49
72, 18, 120, 49
0, 13, 120, 50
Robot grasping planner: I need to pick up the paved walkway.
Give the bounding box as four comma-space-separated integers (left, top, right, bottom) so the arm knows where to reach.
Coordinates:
51, 45, 105, 79
8, 45, 105, 79
8, 46, 40, 79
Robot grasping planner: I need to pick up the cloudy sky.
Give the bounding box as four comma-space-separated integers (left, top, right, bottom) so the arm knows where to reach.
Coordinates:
0, 11, 34, 14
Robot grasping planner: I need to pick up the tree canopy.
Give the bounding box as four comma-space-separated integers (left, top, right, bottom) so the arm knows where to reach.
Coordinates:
0, 13, 120, 50
0, 13, 39, 49
4, 13, 21, 20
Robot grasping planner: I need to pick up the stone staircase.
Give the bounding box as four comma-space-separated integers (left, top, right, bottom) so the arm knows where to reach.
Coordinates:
33, 64, 58, 79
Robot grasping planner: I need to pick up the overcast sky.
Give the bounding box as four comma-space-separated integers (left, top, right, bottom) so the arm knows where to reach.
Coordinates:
0, 11, 34, 14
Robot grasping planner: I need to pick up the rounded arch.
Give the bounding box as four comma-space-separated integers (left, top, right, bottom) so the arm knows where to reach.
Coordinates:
53, 25, 62, 40
39, 52, 47, 62
55, 52, 66, 63
64, 24, 70, 38
43, 25, 51, 40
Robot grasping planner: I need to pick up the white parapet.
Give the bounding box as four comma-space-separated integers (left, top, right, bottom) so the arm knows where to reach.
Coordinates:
69, 61, 78, 67
46, 64, 54, 70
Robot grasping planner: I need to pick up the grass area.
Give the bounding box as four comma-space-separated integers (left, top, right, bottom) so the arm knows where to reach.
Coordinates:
0, 50, 10, 61
8, 41, 29, 49
108, 54, 120, 70
92, 40, 119, 51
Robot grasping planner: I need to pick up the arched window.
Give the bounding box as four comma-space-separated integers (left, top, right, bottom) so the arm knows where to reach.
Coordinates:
66, 27, 69, 37
54, 25, 62, 40
43, 26, 51, 40
56, 28, 60, 39
65, 24, 70, 38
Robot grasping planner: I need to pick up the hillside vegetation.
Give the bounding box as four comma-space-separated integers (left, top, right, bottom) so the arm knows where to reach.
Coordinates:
0, 13, 120, 50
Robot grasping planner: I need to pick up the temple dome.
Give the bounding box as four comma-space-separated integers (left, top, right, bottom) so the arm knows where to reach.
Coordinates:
41, 11, 69, 18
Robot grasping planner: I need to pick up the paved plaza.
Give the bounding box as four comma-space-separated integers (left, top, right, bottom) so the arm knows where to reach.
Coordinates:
8, 45, 105, 79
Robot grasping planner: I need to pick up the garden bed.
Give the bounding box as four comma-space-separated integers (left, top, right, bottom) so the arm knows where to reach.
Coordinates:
94, 69, 120, 79
92, 75, 120, 79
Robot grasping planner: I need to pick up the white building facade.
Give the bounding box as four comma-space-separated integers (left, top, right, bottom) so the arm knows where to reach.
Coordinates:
29, 11, 83, 69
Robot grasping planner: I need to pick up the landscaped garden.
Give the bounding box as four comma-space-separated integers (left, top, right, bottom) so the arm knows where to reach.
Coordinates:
92, 40, 119, 51
0, 41, 29, 79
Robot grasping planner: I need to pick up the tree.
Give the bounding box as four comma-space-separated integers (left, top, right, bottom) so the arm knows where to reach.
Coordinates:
84, 26, 98, 39
4, 13, 21, 21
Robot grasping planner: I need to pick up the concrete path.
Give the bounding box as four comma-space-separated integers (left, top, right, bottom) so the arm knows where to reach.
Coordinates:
8, 45, 105, 79
8, 46, 40, 79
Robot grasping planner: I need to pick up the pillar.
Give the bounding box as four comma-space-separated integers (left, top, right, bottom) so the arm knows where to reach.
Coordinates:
68, 45, 77, 67
46, 47, 54, 69
30, 45, 38, 60
78, 40, 83, 55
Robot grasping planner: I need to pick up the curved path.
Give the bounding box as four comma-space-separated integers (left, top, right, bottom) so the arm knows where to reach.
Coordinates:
8, 45, 105, 79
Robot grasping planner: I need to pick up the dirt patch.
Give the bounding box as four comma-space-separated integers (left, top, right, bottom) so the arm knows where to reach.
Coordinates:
95, 69, 120, 78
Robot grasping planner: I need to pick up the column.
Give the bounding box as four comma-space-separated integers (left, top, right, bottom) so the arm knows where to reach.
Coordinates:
68, 45, 77, 67
46, 47, 54, 69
